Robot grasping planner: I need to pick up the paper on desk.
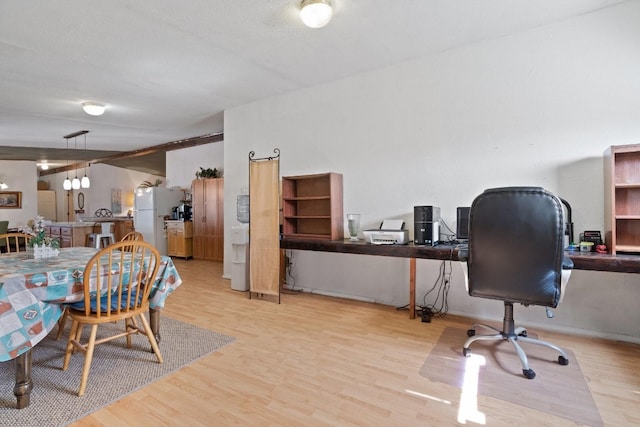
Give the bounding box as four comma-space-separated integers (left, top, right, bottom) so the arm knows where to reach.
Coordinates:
381, 219, 404, 230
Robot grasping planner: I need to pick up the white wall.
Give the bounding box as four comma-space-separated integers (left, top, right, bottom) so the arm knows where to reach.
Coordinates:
223, 2, 640, 341
166, 143, 224, 189
0, 160, 38, 228
38, 163, 164, 221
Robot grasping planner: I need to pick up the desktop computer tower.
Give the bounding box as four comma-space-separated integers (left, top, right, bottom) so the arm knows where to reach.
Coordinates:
414, 205, 440, 246
456, 207, 470, 240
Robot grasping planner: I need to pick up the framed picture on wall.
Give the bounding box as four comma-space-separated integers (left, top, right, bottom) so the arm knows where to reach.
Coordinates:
111, 189, 122, 214
0, 191, 22, 208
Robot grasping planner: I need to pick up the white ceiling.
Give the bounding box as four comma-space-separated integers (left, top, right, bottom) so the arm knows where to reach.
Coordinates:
0, 0, 624, 163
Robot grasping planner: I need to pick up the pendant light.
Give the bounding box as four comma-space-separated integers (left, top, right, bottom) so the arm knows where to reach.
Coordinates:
63, 130, 89, 191
71, 136, 81, 190
63, 136, 72, 190
81, 132, 91, 188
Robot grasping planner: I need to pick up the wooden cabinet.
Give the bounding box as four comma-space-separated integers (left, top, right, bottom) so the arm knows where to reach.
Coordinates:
46, 225, 93, 248
37, 190, 57, 221
282, 172, 344, 240
166, 221, 193, 259
192, 178, 224, 261
91, 219, 134, 242
114, 219, 135, 242
604, 144, 640, 254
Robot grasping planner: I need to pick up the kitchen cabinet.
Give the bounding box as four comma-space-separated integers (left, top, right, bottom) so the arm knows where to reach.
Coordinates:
604, 144, 640, 254
192, 178, 224, 261
37, 190, 57, 221
46, 224, 93, 248
166, 220, 193, 259
91, 219, 134, 242
282, 172, 344, 240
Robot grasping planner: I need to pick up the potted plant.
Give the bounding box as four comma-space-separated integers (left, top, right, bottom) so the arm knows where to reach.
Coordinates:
195, 167, 220, 179
138, 178, 163, 188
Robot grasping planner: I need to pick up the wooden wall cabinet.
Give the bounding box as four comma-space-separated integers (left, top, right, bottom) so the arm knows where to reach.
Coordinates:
282, 172, 344, 240
166, 221, 193, 259
604, 144, 640, 254
192, 178, 224, 261
37, 190, 57, 221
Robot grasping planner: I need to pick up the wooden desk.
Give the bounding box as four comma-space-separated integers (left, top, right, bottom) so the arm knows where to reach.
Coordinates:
280, 238, 640, 319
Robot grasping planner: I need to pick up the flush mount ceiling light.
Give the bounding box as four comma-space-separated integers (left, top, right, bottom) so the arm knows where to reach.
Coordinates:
38, 161, 49, 170
300, 0, 333, 28
82, 102, 105, 116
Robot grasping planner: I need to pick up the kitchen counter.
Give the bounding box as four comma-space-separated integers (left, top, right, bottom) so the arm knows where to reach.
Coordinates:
46, 218, 135, 244
47, 221, 95, 228
80, 217, 134, 222
45, 223, 94, 247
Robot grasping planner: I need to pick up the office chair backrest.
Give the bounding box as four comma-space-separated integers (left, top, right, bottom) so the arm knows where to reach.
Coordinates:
467, 187, 564, 307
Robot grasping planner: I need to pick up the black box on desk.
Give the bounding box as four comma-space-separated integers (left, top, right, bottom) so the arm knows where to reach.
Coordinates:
414, 206, 440, 246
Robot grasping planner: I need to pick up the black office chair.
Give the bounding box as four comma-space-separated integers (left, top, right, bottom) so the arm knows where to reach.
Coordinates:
462, 187, 573, 379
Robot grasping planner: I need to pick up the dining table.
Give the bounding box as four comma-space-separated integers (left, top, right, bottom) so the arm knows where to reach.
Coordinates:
0, 246, 183, 409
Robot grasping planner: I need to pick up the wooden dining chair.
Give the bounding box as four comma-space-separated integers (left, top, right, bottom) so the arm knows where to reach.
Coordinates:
57, 230, 146, 340
0, 221, 8, 253
0, 233, 32, 253
62, 240, 163, 396
120, 231, 143, 242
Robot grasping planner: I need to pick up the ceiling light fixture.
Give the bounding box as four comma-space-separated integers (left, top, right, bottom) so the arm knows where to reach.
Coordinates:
38, 161, 49, 170
63, 135, 72, 191
63, 130, 89, 191
82, 102, 105, 116
81, 132, 91, 188
71, 134, 81, 190
300, 0, 333, 29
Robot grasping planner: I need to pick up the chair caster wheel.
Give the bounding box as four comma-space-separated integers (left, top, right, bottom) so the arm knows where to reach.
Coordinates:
522, 369, 536, 379
558, 355, 569, 366
463, 348, 471, 357
466, 329, 476, 337
518, 330, 528, 337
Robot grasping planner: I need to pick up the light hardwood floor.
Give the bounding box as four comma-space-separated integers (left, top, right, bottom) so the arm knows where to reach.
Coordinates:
72, 259, 640, 426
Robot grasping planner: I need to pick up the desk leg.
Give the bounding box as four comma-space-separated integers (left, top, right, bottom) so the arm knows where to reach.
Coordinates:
149, 308, 161, 343
410, 258, 416, 319
14, 350, 33, 409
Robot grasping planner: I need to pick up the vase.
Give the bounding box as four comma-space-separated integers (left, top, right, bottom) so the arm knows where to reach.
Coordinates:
29, 243, 59, 259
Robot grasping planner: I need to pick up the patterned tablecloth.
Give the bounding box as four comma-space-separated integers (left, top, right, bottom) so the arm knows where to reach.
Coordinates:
0, 247, 182, 362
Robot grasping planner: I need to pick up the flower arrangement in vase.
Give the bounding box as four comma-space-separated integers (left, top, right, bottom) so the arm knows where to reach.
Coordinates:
20, 216, 60, 258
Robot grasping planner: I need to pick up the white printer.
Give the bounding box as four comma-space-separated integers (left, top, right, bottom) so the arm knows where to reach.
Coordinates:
362, 219, 410, 245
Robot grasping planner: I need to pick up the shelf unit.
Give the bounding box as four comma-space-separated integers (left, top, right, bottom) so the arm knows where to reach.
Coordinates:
282, 172, 343, 240
604, 144, 640, 254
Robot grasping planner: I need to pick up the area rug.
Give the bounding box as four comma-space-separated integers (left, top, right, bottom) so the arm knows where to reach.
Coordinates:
419, 327, 603, 427
0, 316, 235, 426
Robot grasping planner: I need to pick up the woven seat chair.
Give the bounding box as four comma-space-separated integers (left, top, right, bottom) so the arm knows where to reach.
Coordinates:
61, 240, 163, 396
